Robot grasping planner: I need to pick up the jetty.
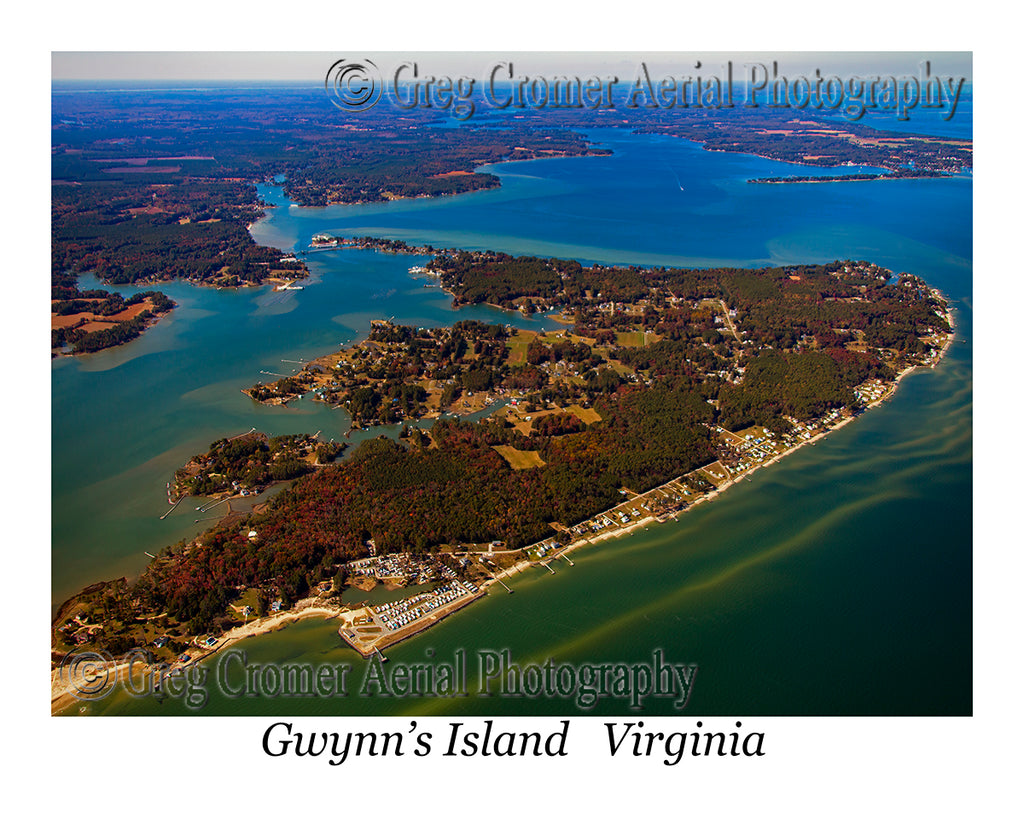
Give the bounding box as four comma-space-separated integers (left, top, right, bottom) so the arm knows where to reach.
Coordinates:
160, 494, 186, 520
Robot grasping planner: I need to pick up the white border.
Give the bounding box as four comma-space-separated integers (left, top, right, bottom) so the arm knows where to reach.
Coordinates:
19, 3, 1015, 815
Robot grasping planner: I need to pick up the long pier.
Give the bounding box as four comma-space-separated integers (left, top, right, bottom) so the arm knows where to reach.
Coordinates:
160, 494, 185, 520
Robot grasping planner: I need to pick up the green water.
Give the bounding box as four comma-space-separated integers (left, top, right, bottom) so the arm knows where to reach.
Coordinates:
54, 126, 971, 716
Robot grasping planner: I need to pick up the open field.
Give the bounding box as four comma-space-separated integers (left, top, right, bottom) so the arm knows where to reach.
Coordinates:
50, 298, 157, 332
614, 330, 647, 347
566, 404, 602, 424
493, 445, 546, 469
505, 330, 540, 365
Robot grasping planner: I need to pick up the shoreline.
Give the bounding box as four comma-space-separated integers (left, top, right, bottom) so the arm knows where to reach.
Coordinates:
747, 172, 954, 184
52, 289, 956, 715
51, 603, 345, 715
481, 304, 957, 584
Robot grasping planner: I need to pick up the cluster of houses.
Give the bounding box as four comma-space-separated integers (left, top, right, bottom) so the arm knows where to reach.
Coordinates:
310, 234, 347, 247
854, 379, 890, 405
349, 553, 422, 582
717, 427, 781, 471
532, 540, 561, 558
787, 409, 845, 442
370, 580, 478, 632
233, 481, 261, 497
58, 613, 103, 646
571, 500, 645, 537
559, 480, 699, 541
348, 552, 464, 586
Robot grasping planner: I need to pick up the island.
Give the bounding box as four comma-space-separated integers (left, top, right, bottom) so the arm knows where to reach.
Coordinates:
52, 247, 953, 702
51, 88, 967, 708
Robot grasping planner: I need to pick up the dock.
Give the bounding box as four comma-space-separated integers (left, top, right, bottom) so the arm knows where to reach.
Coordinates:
196, 494, 238, 514
160, 494, 185, 520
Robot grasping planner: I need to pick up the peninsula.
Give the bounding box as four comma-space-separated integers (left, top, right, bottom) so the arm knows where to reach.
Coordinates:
52, 247, 953, 699
51, 288, 176, 356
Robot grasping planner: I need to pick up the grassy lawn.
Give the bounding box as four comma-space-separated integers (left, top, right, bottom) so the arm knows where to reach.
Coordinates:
493, 445, 547, 469
698, 462, 729, 485
505, 339, 530, 365
615, 331, 646, 348
230, 588, 262, 620
566, 403, 602, 424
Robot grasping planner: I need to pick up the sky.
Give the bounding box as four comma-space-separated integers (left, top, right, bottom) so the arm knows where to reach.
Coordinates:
52, 51, 972, 84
